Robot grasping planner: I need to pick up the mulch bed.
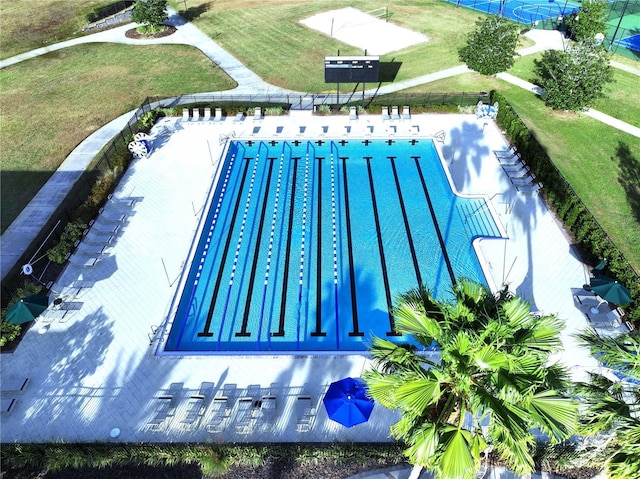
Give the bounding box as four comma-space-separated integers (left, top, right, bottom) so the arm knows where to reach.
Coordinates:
125, 25, 177, 40
1, 458, 406, 479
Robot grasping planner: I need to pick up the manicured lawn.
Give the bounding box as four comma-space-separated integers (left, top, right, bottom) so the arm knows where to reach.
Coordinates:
403, 75, 640, 271
509, 54, 640, 128
0, 0, 105, 60
0, 43, 235, 232
1, 0, 638, 272
178, 0, 486, 91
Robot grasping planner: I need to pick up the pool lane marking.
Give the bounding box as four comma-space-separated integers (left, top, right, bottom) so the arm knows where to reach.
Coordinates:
340, 156, 363, 337
274, 155, 299, 338
236, 156, 276, 338
258, 150, 286, 346
414, 156, 457, 287
296, 149, 311, 346
330, 149, 339, 349
178, 148, 237, 346
366, 157, 399, 336
221, 146, 262, 340
389, 156, 422, 286
311, 155, 327, 337
197, 158, 251, 337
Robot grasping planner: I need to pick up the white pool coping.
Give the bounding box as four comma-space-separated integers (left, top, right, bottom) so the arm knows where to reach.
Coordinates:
0, 112, 620, 444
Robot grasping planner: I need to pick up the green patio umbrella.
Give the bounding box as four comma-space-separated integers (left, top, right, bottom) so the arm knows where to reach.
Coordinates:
593, 258, 607, 276
590, 276, 632, 306
5, 294, 49, 324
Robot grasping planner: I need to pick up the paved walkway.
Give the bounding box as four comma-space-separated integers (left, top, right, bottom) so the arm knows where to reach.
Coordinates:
2, 11, 639, 281
1, 10, 637, 479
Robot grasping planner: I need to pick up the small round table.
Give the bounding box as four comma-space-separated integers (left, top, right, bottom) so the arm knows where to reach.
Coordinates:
590, 307, 599, 314
109, 428, 120, 439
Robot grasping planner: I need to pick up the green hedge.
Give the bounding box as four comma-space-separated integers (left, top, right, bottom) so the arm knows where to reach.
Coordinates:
492, 91, 639, 322
0, 442, 405, 476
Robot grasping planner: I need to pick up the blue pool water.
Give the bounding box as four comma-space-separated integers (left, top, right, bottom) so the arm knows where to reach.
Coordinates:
164, 139, 502, 353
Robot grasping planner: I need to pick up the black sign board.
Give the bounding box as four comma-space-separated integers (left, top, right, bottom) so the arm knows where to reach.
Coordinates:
324, 56, 380, 83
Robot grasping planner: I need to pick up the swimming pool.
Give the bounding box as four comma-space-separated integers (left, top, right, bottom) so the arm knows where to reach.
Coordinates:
163, 138, 503, 353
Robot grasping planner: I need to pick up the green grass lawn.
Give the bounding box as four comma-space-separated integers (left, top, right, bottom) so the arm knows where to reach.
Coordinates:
1, 0, 639, 272
403, 74, 640, 271
0, 0, 106, 60
179, 0, 486, 92
0, 43, 235, 232
509, 54, 640, 128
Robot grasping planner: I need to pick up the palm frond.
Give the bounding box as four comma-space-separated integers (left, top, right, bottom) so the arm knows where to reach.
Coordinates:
438, 426, 477, 479
394, 302, 441, 343
490, 425, 535, 476
529, 391, 578, 440
404, 423, 440, 468
472, 344, 510, 370
395, 377, 443, 415
362, 373, 399, 404
368, 336, 422, 373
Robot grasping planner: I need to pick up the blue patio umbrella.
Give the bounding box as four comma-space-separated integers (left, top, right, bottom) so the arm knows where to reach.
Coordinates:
323, 377, 374, 428
5, 294, 49, 324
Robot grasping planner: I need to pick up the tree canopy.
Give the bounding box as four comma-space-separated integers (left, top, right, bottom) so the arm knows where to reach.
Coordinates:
534, 43, 614, 111
132, 0, 168, 31
458, 16, 520, 76
363, 280, 577, 479
565, 0, 608, 44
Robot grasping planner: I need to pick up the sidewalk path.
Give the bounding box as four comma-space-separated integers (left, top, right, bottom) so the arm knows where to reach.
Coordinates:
497, 72, 640, 138
2, 11, 639, 282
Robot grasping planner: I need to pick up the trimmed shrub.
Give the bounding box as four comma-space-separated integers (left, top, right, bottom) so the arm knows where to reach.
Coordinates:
491, 91, 639, 322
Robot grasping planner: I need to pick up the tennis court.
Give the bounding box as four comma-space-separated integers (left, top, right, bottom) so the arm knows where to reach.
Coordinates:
447, 0, 581, 25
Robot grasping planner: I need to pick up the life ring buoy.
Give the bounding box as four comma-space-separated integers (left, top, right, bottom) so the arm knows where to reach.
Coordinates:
22, 263, 33, 275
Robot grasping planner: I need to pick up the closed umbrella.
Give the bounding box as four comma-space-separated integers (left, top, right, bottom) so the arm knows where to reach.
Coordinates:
590, 277, 632, 306
5, 294, 49, 324
592, 259, 607, 276
323, 377, 374, 428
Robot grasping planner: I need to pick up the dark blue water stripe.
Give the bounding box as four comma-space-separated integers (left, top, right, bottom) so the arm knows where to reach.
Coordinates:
389, 156, 422, 286
414, 156, 457, 286
274, 157, 299, 337
366, 157, 398, 336
311, 156, 326, 337
198, 159, 251, 337
236, 158, 276, 337
340, 156, 363, 337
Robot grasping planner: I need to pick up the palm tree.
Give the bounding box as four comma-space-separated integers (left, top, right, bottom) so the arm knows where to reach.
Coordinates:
574, 330, 640, 477
363, 280, 578, 479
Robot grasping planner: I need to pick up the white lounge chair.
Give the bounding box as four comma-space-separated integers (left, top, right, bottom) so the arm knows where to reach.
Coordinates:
192, 108, 200, 121
349, 106, 357, 120
214, 107, 223, 122
206, 397, 230, 433
203, 107, 211, 120
296, 396, 315, 432
235, 397, 255, 434
182, 108, 189, 121
381, 106, 391, 121
401, 105, 411, 120
253, 107, 262, 121
1, 398, 16, 414
0, 377, 29, 393
180, 394, 206, 429
391, 106, 400, 120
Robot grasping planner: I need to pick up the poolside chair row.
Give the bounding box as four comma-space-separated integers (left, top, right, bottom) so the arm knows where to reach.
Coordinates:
67, 200, 137, 268
182, 107, 223, 122
147, 382, 317, 434
381, 105, 411, 121
181, 107, 252, 123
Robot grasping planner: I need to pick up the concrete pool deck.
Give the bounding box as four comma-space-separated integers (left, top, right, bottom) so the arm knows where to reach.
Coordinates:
0, 111, 626, 444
